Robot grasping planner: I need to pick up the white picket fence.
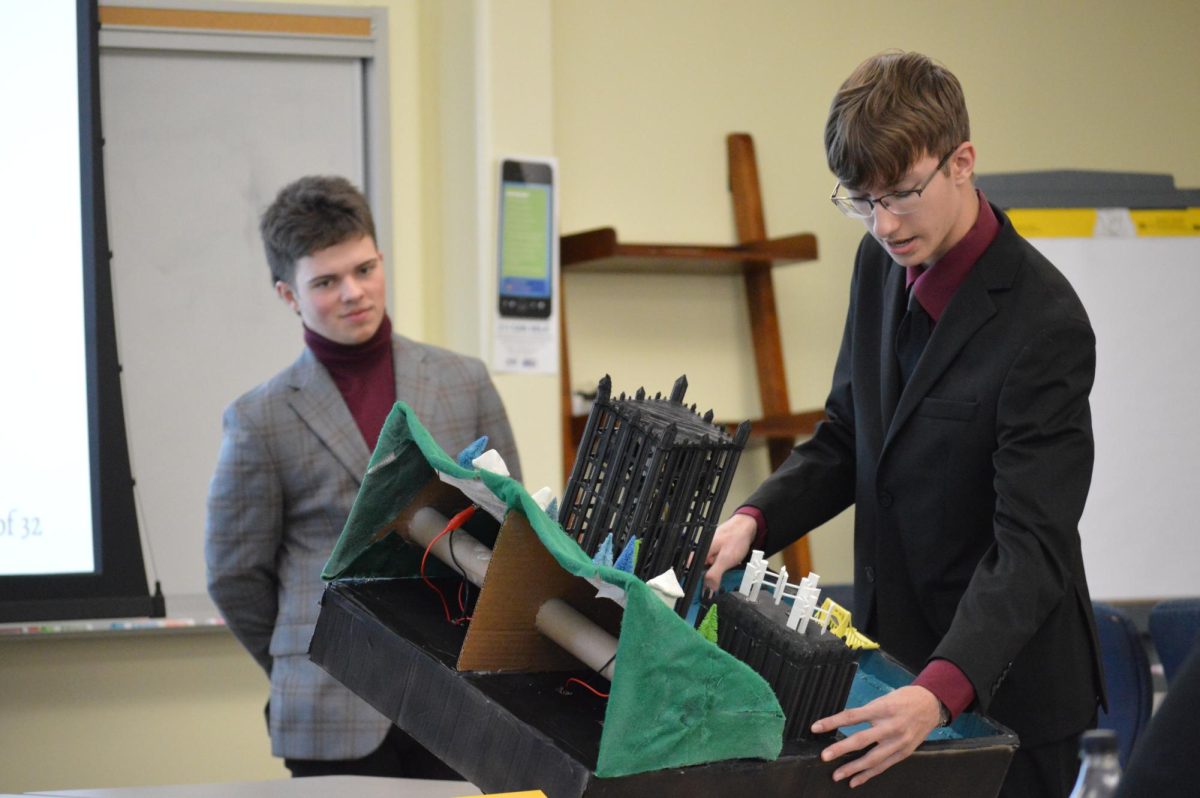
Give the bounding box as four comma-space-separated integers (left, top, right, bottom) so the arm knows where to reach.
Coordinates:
737, 550, 830, 634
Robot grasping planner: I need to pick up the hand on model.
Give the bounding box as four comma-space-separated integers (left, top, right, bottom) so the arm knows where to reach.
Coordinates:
811, 685, 943, 788
703, 513, 758, 593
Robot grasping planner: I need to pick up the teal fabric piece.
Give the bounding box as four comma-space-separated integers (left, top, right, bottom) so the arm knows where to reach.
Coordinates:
599, 583, 784, 776
322, 402, 784, 776
322, 403, 446, 580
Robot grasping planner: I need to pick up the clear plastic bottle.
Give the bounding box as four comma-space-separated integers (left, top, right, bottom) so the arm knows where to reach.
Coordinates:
1069, 729, 1121, 798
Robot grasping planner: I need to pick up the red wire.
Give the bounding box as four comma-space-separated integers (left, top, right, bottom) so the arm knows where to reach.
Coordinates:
565, 677, 610, 699
419, 505, 478, 624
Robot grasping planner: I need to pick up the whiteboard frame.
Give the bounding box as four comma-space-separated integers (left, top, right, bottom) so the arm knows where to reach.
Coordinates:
95, 0, 392, 615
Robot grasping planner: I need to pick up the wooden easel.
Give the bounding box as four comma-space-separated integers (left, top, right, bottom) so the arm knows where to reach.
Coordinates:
559, 133, 821, 576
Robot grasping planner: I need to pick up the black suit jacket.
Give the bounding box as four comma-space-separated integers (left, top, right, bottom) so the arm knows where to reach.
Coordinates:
747, 206, 1105, 745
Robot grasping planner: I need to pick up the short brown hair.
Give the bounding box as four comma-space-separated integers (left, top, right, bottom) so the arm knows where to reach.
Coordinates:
259, 175, 376, 285
824, 51, 970, 190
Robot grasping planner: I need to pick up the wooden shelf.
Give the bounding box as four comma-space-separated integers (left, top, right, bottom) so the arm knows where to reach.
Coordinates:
561, 227, 817, 275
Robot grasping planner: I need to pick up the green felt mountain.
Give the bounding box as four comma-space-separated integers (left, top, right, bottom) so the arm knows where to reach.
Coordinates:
322, 401, 784, 777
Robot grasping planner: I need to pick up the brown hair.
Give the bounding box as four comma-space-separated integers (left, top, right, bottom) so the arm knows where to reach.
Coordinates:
259, 175, 376, 285
824, 51, 969, 190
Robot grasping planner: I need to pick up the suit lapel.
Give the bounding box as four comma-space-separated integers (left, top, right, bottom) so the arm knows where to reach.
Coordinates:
883, 253, 1003, 452
286, 349, 371, 484
391, 335, 437, 428
880, 264, 907, 430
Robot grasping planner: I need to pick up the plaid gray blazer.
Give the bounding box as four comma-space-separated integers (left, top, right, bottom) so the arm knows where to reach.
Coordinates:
205, 334, 520, 760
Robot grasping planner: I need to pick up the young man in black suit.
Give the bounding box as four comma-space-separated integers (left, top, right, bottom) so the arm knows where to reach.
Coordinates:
705, 52, 1104, 798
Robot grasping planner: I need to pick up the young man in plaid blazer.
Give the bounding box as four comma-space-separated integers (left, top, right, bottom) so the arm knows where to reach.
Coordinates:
206, 175, 520, 777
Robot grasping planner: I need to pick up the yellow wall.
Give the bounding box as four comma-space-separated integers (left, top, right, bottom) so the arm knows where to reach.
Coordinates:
3, 0, 1199, 792
1, 633, 283, 789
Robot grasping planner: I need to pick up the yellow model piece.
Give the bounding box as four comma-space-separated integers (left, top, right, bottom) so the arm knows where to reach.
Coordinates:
820, 597, 880, 650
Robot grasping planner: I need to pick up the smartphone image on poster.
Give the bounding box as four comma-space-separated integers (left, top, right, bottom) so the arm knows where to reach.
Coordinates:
497, 159, 554, 319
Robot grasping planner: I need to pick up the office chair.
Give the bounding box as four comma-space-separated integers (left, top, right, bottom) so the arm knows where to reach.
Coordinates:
1093, 602, 1154, 768
1149, 597, 1200, 684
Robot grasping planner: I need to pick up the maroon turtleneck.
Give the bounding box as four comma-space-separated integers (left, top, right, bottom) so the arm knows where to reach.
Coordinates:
304, 315, 396, 451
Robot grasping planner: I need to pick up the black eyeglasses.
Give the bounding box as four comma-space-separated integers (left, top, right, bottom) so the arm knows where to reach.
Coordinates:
830, 144, 961, 218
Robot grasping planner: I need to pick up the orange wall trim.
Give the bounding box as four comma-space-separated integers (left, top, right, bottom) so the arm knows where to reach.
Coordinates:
98, 6, 372, 37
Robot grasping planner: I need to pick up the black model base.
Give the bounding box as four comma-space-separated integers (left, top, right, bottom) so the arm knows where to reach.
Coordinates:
310, 578, 1017, 798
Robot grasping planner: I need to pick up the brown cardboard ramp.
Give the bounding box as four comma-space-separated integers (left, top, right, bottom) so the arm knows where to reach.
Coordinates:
458, 510, 620, 673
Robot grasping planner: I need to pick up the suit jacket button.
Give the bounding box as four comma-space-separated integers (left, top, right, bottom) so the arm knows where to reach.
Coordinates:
864, 566, 876, 583
879, 491, 893, 508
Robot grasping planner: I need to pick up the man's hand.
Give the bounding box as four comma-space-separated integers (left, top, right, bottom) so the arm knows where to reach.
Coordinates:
703, 514, 758, 593
811, 685, 943, 788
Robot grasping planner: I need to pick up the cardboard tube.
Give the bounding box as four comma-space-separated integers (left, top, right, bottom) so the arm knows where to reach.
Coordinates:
536, 598, 617, 680
411, 506, 617, 682
408, 507, 492, 587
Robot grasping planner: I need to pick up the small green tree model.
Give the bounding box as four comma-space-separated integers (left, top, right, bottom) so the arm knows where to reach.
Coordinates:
698, 604, 719, 644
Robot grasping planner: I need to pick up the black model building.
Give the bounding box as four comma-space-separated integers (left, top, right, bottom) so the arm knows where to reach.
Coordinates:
559, 375, 750, 616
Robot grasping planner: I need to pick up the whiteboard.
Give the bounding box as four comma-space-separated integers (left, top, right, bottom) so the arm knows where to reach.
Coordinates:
99, 39, 374, 605
1029, 236, 1200, 601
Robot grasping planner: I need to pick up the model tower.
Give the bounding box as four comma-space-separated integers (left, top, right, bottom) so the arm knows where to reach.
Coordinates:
559, 375, 751, 616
